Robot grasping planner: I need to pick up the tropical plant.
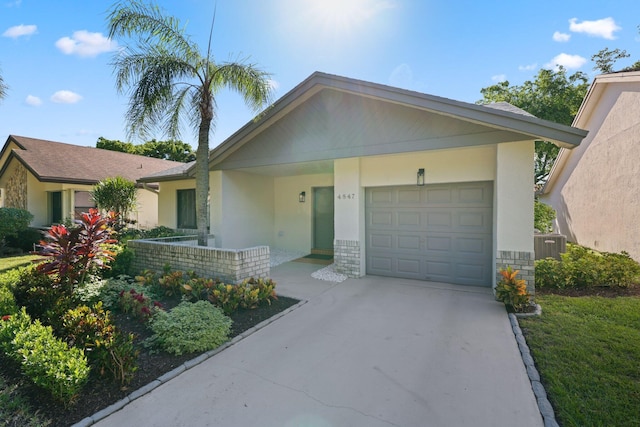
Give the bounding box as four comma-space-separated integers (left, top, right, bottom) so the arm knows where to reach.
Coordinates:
36, 209, 116, 292
107, 1, 273, 246
495, 266, 531, 312
91, 176, 138, 228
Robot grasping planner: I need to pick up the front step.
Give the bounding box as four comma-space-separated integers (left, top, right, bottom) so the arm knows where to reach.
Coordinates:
311, 248, 334, 256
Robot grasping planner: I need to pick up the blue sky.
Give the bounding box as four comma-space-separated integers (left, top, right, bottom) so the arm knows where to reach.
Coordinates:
1, 0, 639, 148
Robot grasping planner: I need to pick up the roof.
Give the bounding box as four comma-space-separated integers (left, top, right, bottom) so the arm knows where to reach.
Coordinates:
0, 135, 185, 185
139, 71, 589, 182
542, 70, 640, 194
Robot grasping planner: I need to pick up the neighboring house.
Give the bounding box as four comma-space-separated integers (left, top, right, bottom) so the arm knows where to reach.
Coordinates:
0, 135, 184, 228
540, 71, 640, 261
139, 72, 587, 289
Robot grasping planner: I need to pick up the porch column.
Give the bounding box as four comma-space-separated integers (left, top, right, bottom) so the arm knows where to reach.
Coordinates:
495, 141, 535, 293
334, 158, 364, 278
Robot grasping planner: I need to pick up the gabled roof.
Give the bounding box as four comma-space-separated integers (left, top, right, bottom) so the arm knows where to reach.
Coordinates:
0, 135, 185, 185
542, 70, 640, 194
139, 71, 588, 182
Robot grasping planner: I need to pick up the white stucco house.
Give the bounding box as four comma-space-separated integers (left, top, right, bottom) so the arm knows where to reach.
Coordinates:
540, 71, 640, 261
139, 72, 587, 290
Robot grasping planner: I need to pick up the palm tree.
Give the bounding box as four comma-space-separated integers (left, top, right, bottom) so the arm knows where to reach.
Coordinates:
107, 1, 273, 246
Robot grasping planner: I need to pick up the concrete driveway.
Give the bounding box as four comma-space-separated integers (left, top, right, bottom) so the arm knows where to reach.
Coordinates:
90, 262, 542, 427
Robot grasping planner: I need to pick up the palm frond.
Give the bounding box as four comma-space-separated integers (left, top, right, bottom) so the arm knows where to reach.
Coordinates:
210, 61, 274, 112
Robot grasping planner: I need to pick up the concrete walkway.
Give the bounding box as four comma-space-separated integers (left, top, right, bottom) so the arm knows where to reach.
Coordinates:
90, 262, 542, 427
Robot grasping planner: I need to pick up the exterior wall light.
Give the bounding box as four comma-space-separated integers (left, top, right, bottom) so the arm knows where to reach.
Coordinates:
299, 191, 306, 202
417, 168, 425, 186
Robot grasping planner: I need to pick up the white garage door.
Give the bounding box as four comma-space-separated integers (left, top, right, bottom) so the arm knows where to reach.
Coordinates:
366, 182, 493, 286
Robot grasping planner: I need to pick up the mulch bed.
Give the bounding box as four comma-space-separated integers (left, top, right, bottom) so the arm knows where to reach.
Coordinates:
0, 295, 299, 427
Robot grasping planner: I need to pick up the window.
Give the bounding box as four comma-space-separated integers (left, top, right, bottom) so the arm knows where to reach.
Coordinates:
74, 191, 97, 218
177, 189, 196, 229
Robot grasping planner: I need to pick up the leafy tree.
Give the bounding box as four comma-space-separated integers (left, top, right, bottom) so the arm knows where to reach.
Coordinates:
534, 199, 556, 233
591, 48, 630, 74
96, 137, 137, 154
478, 67, 589, 185
137, 139, 195, 162
107, 1, 273, 245
0, 66, 7, 103
91, 176, 138, 227
96, 137, 195, 162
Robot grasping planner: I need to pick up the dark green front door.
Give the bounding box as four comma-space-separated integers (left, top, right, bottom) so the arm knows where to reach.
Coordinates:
50, 191, 62, 224
313, 187, 334, 251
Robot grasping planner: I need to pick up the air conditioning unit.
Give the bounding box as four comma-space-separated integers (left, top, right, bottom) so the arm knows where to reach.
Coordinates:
534, 233, 567, 260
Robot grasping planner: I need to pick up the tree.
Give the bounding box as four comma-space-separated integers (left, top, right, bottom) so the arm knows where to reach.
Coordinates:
478, 67, 589, 185
91, 176, 138, 228
0, 66, 8, 103
591, 48, 630, 74
96, 137, 196, 162
107, 1, 272, 246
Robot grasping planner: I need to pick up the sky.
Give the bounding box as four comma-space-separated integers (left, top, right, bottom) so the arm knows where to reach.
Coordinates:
1, 0, 639, 149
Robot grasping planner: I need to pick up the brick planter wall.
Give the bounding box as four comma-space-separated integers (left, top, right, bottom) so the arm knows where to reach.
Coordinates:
128, 237, 270, 283
496, 250, 535, 295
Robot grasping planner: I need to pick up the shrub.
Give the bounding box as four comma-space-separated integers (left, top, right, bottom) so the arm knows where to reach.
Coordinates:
91, 176, 137, 230
534, 200, 556, 233
118, 288, 162, 321
534, 258, 565, 289
599, 251, 640, 288
104, 245, 135, 278
208, 278, 278, 315
0, 208, 33, 254
0, 285, 17, 316
157, 269, 188, 297
0, 308, 31, 354
61, 302, 138, 385
182, 277, 220, 302
12, 320, 90, 404
4, 227, 43, 253
147, 301, 231, 355
495, 266, 530, 312
12, 265, 62, 322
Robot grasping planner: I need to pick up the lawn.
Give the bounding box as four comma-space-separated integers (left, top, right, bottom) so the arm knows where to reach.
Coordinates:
519, 294, 640, 427
0, 254, 39, 273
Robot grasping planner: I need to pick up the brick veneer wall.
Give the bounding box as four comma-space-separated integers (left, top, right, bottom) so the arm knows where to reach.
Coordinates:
335, 239, 361, 278
128, 237, 270, 283
496, 250, 535, 295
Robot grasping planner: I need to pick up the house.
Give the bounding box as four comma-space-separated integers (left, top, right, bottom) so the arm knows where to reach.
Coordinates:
0, 135, 184, 228
139, 72, 587, 289
540, 71, 640, 261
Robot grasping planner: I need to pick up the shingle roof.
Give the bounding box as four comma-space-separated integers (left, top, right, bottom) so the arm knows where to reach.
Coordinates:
1, 135, 184, 184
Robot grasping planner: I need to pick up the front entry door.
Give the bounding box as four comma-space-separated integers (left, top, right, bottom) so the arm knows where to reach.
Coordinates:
50, 191, 62, 224
313, 187, 334, 251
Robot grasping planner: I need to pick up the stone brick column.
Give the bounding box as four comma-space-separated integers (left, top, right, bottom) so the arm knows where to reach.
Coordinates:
496, 250, 535, 295
334, 239, 360, 278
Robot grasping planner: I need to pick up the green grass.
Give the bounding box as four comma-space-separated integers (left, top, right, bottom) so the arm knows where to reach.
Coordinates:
520, 294, 640, 427
0, 255, 39, 274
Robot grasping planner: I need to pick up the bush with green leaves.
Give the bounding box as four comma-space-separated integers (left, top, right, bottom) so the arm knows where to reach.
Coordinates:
535, 244, 640, 289
0, 285, 17, 316
12, 265, 62, 322
4, 227, 43, 253
12, 319, 90, 404
91, 176, 137, 228
147, 301, 231, 355
104, 245, 135, 278
62, 302, 138, 385
534, 199, 556, 233
208, 278, 278, 315
0, 208, 33, 250
0, 308, 31, 354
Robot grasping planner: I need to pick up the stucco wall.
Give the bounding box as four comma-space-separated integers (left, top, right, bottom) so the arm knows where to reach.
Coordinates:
156, 179, 196, 229
272, 173, 334, 252
542, 89, 640, 260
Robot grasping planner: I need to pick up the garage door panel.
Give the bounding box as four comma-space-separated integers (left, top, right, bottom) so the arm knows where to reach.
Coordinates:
366, 182, 493, 286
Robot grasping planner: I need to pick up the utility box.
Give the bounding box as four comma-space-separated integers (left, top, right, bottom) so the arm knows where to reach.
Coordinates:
534, 234, 567, 260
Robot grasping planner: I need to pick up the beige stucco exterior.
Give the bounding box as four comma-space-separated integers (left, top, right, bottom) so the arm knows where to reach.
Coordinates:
541, 71, 640, 260
146, 72, 586, 287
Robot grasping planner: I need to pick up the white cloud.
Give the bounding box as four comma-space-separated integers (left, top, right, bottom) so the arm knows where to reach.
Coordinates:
519, 63, 537, 71
389, 63, 413, 88
55, 30, 118, 57
25, 95, 42, 106
553, 31, 571, 42
569, 17, 621, 40
2, 24, 37, 38
51, 90, 82, 104
545, 53, 587, 70
491, 74, 507, 83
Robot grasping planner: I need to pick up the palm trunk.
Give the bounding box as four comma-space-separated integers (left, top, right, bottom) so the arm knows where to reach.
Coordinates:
195, 120, 211, 246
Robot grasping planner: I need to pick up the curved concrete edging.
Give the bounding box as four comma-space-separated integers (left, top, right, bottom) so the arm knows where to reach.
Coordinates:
508, 312, 559, 427
72, 299, 309, 427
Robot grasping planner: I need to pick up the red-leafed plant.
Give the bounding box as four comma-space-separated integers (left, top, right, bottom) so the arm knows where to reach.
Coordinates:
37, 209, 117, 293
